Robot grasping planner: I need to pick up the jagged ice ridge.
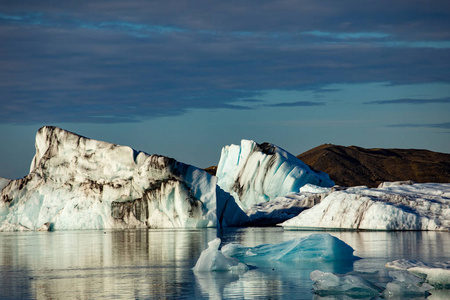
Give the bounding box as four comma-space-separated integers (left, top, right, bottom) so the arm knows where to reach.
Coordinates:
216, 140, 334, 210
0, 126, 248, 231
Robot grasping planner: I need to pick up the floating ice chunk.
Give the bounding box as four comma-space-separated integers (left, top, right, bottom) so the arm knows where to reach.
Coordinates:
310, 270, 383, 297
216, 140, 334, 210
192, 238, 249, 272
221, 233, 357, 262
281, 183, 450, 231
386, 259, 450, 288
383, 270, 433, 297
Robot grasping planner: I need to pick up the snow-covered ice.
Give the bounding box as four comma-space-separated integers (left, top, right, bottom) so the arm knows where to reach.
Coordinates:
281, 183, 450, 231
386, 259, 450, 288
221, 233, 358, 262
0, 126, 248, 231
192, 238, 249, 272
216, 140, 334, 210
310, 270, 383, 297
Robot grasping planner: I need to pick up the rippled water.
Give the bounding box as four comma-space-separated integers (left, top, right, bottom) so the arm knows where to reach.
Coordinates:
0, 228, 449, 299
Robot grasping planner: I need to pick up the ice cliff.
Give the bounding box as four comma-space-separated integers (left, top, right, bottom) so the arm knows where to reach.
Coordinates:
216, 140, 334, 210
281, 182, 450, 231
0, 126, 248, 231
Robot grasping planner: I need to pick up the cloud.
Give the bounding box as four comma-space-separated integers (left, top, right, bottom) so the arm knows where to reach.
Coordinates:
388, 122, 450, 129
267, 101, 325, 107
302, 30, 391, 39
1, 1, 450, 124
365, 97, 450, 105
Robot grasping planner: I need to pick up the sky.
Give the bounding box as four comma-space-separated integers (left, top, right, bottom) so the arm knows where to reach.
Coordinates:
1, 0, 450, 179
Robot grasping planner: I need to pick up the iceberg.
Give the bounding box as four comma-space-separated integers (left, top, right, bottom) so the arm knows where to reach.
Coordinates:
281, 183, 450, 231
0, 126, 248, 231
216, 140, 334, 210
386, 259, 450, 288
193, 233, 356, 272
310, 270, 383, 297
221, 233, 358, 263
192, 238, 249, 272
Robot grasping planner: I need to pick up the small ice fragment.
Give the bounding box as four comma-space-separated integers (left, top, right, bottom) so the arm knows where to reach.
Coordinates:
310, 270, 383, 297
383, 270, 433, 297
192, 238, 249, 272
386, 259, 450, 288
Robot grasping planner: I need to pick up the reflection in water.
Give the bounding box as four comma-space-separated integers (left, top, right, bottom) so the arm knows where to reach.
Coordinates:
0, 228, 449, 299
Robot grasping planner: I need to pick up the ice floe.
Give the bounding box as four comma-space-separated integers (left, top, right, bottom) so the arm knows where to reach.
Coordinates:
281, 183, 450, 231
310, 270, 383, 297
386, 259, 450, 288
310, 269, 434, 298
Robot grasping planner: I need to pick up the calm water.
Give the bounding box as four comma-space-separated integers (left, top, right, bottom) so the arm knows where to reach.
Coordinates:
0, 228, 449, 299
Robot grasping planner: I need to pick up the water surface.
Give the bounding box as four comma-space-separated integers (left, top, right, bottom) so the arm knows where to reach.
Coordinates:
0, 228, 449, 299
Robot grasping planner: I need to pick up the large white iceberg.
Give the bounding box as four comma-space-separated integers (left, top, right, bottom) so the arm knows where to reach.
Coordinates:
386, 259, 450, 288
0, 126, 248, 231
216, 140, 334, 210
281, 183, 450, 231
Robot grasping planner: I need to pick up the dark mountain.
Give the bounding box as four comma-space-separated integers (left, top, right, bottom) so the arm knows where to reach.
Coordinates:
297, 144, 450, 188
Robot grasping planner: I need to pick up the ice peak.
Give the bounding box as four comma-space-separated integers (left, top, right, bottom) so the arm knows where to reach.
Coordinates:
216, 139, 334, 210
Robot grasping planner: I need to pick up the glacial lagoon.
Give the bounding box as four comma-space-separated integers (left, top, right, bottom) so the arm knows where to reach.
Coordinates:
1, 228, 449, 299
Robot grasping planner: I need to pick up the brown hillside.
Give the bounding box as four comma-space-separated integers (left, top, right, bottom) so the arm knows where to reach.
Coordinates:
297, 144, 450, 187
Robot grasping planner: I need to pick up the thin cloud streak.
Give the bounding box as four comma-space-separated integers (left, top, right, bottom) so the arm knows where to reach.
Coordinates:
366, 97, 450, 105
388, 122, 450, 129
267, 101, 325, 107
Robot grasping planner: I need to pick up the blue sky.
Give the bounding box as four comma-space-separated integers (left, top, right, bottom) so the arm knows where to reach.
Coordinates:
1, 0, 449, 179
